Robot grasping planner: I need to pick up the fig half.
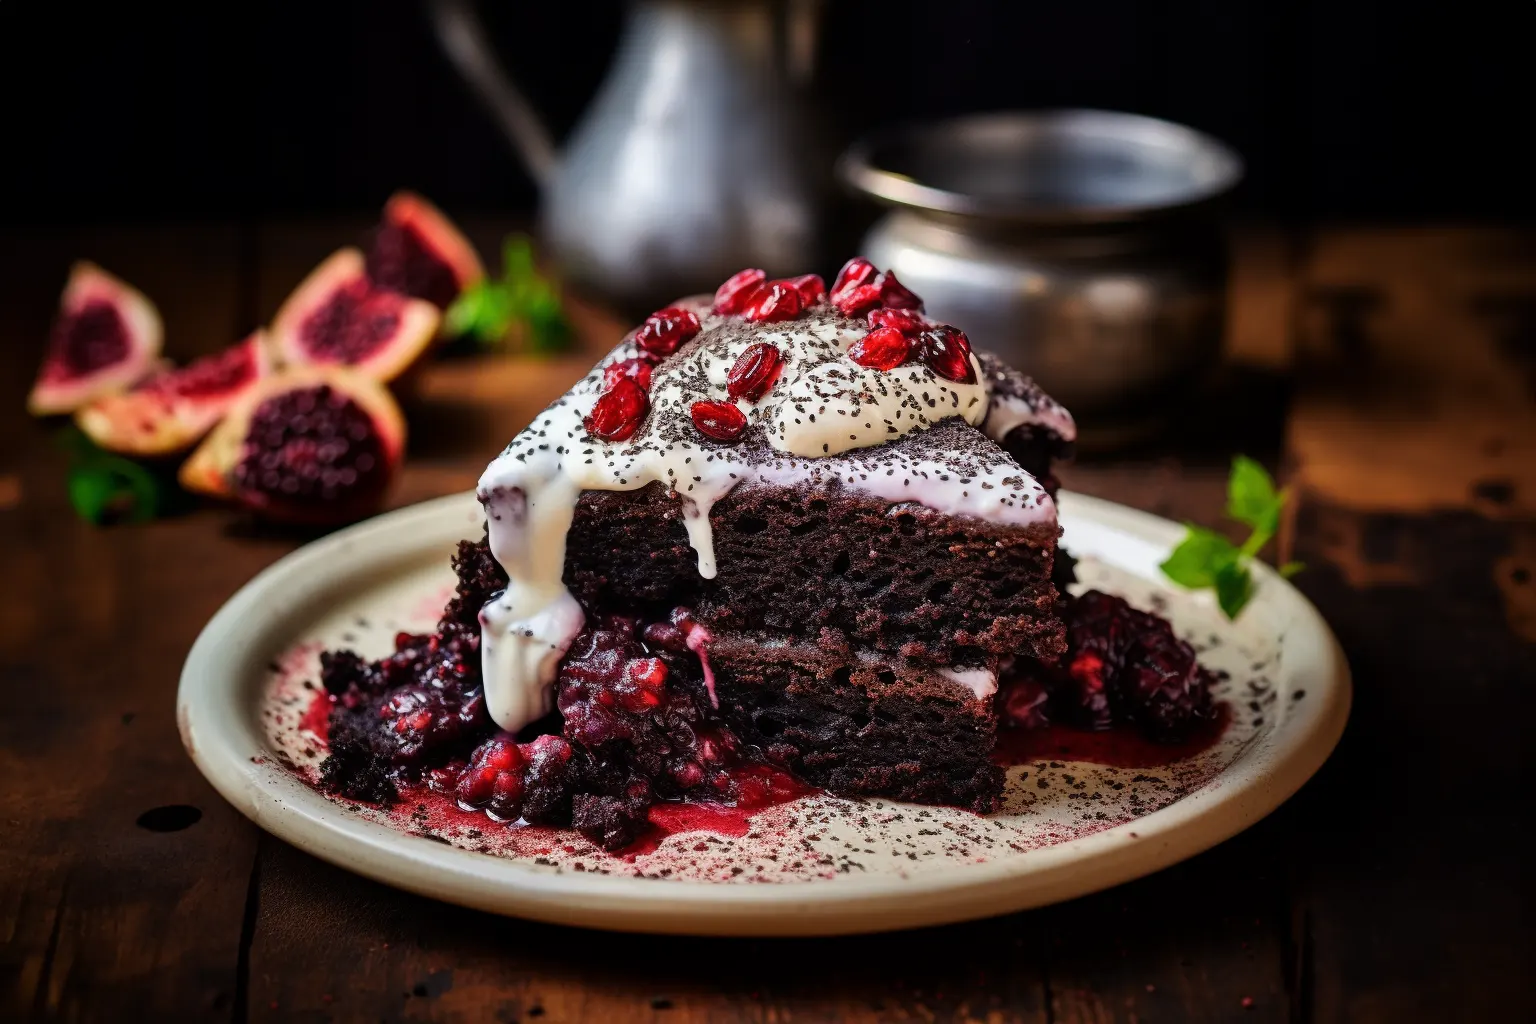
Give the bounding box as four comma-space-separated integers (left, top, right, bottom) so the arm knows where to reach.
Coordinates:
366, 190, 485, 308
271, 248, 441, 384
28, 262, 164, 415
75, 331, 274, 456
180, 365, 406, 525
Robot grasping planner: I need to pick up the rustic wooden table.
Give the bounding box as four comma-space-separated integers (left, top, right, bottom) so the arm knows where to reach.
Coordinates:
1, 222, 1531, 1023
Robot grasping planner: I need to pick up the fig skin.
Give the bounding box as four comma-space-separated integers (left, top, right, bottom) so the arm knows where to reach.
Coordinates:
270, 248, 441, 384
179, 365, 407, 524
28, 261, 164, 416
74, 331, 274, 457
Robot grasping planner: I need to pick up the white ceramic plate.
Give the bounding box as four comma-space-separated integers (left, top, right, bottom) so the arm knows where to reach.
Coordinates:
178, 490, 1349, 936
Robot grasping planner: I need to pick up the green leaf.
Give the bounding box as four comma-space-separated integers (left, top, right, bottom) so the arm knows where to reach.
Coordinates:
1214, 560, 1254, 619
501, 234, 536, 284
1279, 560, 1305, 578
446, 281, 514, 343
67, 457, 160, 525
56, 425, 164, 526
1159, 526, 1241, 589
1226, 455, 1282, 535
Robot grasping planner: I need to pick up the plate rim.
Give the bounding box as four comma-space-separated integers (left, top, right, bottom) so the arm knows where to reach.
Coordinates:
177, 490, 1350, 936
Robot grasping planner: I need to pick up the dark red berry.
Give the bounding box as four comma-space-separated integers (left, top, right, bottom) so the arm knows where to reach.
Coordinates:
787, 273, 826, 304
455, 735, 524, 808
1057, 590, 1217, 741
739, 281, 803, 322
867, 307, 926, 334
919, 325, 977, 383
603, 357, 653, 391
847, 325, 912, 370
726, 342, 784, 401
635, 306, 700, 357
584, 377, 649, 442
713, 268, 767, 314
690, 400, 748, 442
878, 270, 923, 310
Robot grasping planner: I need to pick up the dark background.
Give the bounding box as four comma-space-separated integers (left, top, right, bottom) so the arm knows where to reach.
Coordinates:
0, 0, 1532, 224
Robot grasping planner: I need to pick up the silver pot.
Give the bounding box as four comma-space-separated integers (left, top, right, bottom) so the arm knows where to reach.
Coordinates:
839, 110, 1242, 440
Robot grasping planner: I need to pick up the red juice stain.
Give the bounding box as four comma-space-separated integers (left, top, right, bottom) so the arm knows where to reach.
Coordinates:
623, 764, 818, 857
994, 702, 1231, 769
298, 690, 335, 746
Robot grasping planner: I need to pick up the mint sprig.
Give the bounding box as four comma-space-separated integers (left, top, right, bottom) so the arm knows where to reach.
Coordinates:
1159, 456, 1302, 619
446, 234, 572, 354
57, 427, 166, 525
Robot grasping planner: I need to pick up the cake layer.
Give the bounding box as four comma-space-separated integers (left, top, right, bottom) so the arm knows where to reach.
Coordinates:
564, 440, 1066, 667
689, 631, 1005, 813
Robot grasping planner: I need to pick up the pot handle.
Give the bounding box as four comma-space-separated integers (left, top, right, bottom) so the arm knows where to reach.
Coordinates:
425, 0, 558, 188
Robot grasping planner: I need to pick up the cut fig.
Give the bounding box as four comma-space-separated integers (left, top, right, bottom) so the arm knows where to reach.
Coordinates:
75, 331, 274, 456
179, 365, 406, 525
28, 262, 164, 416
365, 191, 485, 309
271, 248, 441, 383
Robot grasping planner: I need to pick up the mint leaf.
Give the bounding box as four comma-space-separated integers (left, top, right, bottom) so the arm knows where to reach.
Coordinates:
67, 456, 160, 524
1159, 526, 1240, 588
1226, 455, 1282, 535
57, 425, 165, 525
1214, 561, 1254, 619
502, 234, 536, 283
446, 281, 515, 345
1161, 454, 1301, 619
445, 234, 572, 353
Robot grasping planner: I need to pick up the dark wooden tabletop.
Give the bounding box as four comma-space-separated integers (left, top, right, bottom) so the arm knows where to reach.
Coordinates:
1, 221, 1531, 1023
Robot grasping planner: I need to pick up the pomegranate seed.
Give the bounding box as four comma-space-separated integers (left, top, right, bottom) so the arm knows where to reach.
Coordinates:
603, 357, 653, 391
526, 733, 572, 763
635, 307, 700, 357
832, 281, 883, 316
491, 769, 525, 804
740, 280, 803, 322
867, 307, 926, 334
624, 657, 669, 689
726, 342, 784, 401
483, 737, 524, 772
919, 325, 977, 383
787, 273, 826, 304
847, 326, 912, 370
691, 400, 748, 442
584, 377, 650, 442
713, 268, 767, 313
831, 257, 877, 298
878, 270, 923, 310
672, 761, 705, 788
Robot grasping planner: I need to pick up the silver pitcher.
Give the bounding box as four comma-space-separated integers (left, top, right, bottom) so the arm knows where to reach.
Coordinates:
429, 0, 825, 313
840, 110, 1243, 442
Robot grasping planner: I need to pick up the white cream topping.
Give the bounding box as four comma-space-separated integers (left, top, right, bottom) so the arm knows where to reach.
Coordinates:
939, 666, 1000, 702
476, 301, 1061, 732
977, 352, 1078, 445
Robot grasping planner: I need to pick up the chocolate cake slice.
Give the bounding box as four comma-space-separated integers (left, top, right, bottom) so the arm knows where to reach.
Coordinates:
321, 260, 1078, 844
473, 262, 1073, 808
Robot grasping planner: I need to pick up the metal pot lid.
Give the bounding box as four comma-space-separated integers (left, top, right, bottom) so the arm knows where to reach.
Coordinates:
838, 110, 1244, 225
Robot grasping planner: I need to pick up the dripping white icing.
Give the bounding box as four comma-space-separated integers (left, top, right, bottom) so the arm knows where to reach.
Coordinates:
476, 300, 1061, 732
